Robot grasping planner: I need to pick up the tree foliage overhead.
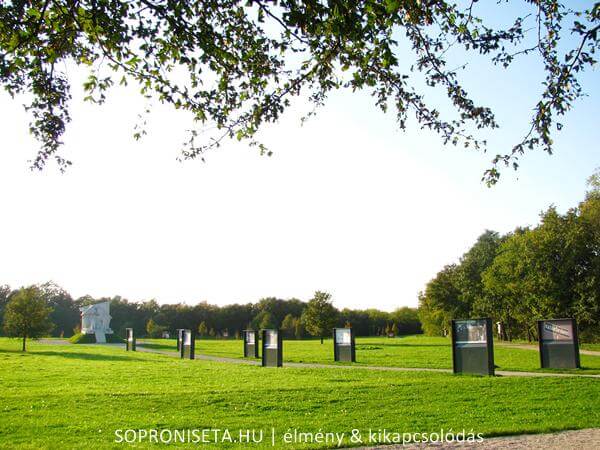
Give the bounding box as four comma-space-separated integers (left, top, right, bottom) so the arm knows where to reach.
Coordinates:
1, 1, 598, 183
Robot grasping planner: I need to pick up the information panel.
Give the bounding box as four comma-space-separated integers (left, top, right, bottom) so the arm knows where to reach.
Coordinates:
243, 329, 259, 358
451, 318, 494, 376
333, 328, 355, 362
261, 329, 282, 367
176, 328, 184, 352
180, 329, 195, 360
125, 328, 135, 351
537, 319, 580, 369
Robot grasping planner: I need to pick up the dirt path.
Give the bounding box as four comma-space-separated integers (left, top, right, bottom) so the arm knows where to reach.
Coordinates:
355, 428, 600, 449
135, 345, 600, 378
497, 342, 600, 356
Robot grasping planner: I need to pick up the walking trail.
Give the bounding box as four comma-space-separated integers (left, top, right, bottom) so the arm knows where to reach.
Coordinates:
134, 344, 600, 379
355, 428, 600, 449
497, 341, 600, 356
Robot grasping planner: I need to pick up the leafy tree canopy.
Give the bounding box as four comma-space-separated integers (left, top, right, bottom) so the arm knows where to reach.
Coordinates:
419, 168, 600, 341
197, 320, 209, 336
1, 1, 598, 183
302, 290, 338, 342
3, 286, 54, 351
280, 313, 297, 337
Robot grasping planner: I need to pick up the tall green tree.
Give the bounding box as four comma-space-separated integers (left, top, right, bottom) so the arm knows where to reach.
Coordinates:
365, 309, 391, 336
482, 208, 587, 340
0, 285, 14, 336
39, 282, 79, 337
301, 291, 338, 344
1, 2, 597, 182
3, 286, 54, 351
197, 321, 208, 337
258, 311, 276, 330
293, 318, 305, 340
420, 264, 464, 335
146, 318, 167, 338
391, 307, 421, 335
456, 230, 503, 314
280, 313, 297, 338
569, 170, 600, 341
254, 298, 305, 328
481, 228, 539, 340
338, 308, 371, 336
418, 291, 446, 337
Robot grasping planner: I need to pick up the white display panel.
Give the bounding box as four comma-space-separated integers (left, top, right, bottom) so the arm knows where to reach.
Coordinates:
540, 320, 573, 341
335, 328, 351, 345
247, 331, 255, 345
264, 330, 278, 348
184, 330, 192, 345
454, 320, 487, 344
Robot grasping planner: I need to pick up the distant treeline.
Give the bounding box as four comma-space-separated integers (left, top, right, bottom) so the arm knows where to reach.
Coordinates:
0, 283, 421, 339
419, 170, 600, 342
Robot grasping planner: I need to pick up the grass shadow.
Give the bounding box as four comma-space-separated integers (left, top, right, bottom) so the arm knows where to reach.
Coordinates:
0, 349, 149, 362
357, 342, 450, 348
137, 343, 177, 352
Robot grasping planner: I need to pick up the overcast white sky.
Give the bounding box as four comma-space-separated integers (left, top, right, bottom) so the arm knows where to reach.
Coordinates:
0, 11, 598, 311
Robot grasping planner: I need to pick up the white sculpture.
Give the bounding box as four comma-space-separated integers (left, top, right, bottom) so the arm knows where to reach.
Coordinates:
80, 301, 113, 343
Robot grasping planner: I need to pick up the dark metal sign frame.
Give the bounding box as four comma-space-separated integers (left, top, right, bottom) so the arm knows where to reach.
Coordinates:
451, 318, 494, 376
125, 327, 135, 351
243, 329, 259, 358
537, 318, 580, 369
261, 329, 282, 367
333, 327, 356, 362
180, 329, 195, 359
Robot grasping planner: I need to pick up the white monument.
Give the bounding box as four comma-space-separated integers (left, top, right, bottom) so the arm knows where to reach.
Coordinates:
80, 301, 113, 343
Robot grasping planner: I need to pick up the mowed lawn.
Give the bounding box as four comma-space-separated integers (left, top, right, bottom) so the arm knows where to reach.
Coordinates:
1, 339, 600, 449
140, 335, 600, 375
582, 343, 600, 352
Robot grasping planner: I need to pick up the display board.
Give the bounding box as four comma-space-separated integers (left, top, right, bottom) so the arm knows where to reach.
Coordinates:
333, 328, 355, 362
176, 328, 184, 352
537, 319, 580, 369
451, 318, 494, 376
180, 329, 195, 359
243, 329, 259, 358
261, 329, 282, 367
125, 328, 135, 351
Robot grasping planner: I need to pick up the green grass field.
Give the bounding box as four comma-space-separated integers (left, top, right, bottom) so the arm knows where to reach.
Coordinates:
139, 335, 600, 375
494, 338, 600, 353
581, 343, 600, 352
1, 338, 600, 449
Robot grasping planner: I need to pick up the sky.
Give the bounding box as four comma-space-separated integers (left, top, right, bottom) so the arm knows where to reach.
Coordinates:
0, 5, 598, 311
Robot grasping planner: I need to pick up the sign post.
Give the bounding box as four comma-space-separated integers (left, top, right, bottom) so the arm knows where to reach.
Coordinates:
333, 328, 355, 362
451, 318, 494, 376
180, 329, 195, 359
125, 328, 135, 351
537, 319, 580, 369
243, 329, 259, 358
176, 328, 184, 352
261, 329, 282, 367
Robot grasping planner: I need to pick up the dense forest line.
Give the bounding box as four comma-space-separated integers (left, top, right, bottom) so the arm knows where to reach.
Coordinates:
419, 170, 600, 342
0, 284, 421, 339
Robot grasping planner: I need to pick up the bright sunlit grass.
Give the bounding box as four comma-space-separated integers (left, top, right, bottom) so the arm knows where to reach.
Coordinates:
140, 335, 600, 375
1, 338, 600, 449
